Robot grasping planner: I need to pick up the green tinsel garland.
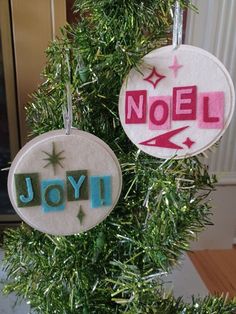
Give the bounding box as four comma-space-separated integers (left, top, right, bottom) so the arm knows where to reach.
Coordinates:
3, 0, 236, 313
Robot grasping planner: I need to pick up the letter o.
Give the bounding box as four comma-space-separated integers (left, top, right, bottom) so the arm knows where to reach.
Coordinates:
150, 100, 169, 126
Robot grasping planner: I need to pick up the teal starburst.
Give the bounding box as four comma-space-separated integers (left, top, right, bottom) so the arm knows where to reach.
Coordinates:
77, 206, 85, 224
42, 142, 65, 175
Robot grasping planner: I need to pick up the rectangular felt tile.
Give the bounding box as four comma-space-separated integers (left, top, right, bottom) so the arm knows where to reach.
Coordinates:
173, 85, 197, 120
198, 92, 224, 129
149, 96, 171, 130
90, 176, 112, 208
14, 173, 41, 207
66, 170, 88, 201
125, 90, 147, 124
41, 179, 65, 213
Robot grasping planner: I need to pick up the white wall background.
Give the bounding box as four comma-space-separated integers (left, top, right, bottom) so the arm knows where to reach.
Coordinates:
186, 0, 236, 182
186, 0, 236, 249
165, 2, 236, 300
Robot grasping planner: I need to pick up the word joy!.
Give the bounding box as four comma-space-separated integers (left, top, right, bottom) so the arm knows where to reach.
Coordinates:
14, 170, 112, 213
125, 86, 224, 130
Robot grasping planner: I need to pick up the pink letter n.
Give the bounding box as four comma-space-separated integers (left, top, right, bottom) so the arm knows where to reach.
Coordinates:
125, 90, 147, 124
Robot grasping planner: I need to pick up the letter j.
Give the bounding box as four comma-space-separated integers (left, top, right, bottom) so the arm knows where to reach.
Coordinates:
19, 177, 34, 203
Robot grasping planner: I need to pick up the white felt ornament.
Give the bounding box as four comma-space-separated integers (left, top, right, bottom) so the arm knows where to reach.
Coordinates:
119, 45, 235, 159
8, 129, 122, 235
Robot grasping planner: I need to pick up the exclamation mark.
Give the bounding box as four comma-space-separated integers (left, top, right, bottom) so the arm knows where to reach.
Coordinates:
99, 178, 105, 205
90, 176, 112, 208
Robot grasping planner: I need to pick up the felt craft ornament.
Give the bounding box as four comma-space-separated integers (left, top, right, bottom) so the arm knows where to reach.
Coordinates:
118, 44, 235, 159
8, 129, 122, 235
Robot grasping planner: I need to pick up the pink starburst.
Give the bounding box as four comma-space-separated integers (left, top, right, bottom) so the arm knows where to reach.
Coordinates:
168, 56, 183, 78
183, 137, 195, 149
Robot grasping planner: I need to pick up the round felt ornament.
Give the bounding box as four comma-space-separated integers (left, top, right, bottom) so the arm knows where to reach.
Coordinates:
8, 129, 122, 235
119, 45, 235, 159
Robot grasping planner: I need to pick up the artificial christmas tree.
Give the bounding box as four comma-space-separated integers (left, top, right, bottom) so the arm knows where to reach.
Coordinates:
3, 0, 236, 313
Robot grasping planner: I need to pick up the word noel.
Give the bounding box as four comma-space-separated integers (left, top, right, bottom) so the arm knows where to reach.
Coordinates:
14, 171, 112, 212
125, 86, 224, 129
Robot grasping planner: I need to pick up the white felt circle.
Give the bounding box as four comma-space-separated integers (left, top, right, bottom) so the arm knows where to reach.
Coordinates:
8, 129, 122, 235
119, 45, 235, 159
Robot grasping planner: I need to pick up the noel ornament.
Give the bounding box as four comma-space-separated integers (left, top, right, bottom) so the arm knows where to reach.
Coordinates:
8, 129, 122, 235
119, 45, 235, 159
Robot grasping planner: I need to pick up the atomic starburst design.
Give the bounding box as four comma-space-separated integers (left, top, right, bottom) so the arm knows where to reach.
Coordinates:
168, 56, 183, 78
143, 66, 166, 89
77, 206, 85, 224
183, 137, 195, 149
42, 142, 65, 175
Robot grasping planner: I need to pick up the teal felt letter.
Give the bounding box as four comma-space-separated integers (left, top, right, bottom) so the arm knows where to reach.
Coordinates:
20, 177, 34, 203
14, 173, 40, 208
68, 175, 86, 200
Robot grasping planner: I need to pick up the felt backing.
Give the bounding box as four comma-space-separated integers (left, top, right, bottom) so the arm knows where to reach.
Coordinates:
118, 45, 235, 159
7, 129, 123, 235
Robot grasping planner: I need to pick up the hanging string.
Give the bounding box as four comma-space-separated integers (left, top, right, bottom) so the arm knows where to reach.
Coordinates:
50, 0, 56, 41
172, 0, 183, 49
63, 50, 73, 135
63, 82, 73, 135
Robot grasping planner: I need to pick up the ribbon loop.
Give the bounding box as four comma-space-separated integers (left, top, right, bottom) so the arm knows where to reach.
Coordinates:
63, 82, 73, 135
172, 0, 183, 49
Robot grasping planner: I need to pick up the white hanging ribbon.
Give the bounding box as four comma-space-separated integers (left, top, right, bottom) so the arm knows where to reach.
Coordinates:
63, 51, 73, 135
63, 82, 73, 135
172, 0, 183, 49
50, 0, 56, 41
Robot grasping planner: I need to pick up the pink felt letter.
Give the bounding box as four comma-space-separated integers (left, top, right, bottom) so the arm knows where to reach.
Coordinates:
125, 90, 147, 124
149, 96, 171, 130
173, 86, 197, 120
198, 92, 224, 129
